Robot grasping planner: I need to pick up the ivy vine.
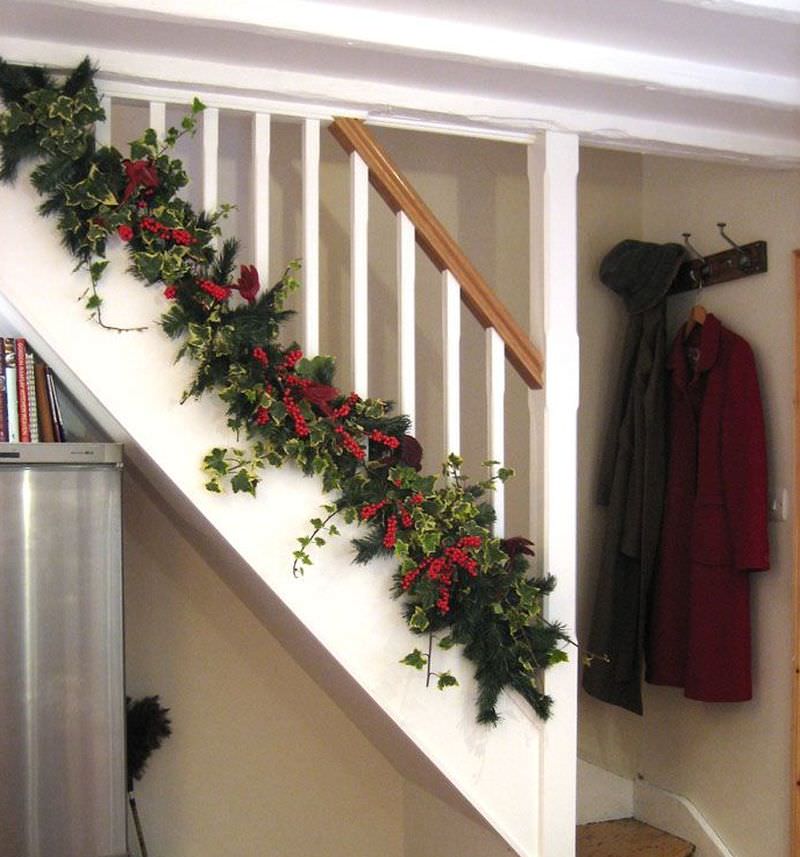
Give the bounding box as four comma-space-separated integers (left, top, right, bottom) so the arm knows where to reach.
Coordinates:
0, 56, 571, 724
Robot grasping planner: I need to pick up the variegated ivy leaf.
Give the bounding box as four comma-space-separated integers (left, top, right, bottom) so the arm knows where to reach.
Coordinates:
400, 649, 428, 670
436, 672, 459, 690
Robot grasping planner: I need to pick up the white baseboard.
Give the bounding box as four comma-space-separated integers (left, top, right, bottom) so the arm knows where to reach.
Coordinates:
576, 759, 634, 824
578, 759, 734, 857
634, 778, 734, 857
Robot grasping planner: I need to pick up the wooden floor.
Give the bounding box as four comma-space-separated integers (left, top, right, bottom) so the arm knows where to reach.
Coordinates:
577, 818, 695, 856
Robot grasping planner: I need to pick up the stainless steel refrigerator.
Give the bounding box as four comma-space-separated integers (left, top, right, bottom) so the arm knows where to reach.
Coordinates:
0, 443, 127, 857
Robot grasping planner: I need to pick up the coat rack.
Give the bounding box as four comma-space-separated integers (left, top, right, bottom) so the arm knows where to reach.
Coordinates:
669, 223, 768, 295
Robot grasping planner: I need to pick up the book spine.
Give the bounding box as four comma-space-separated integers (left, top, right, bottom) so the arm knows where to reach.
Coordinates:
46, 367, 65, 442
4, 339, 19, 443
26, 351, 39, 442
34, 360, 56, 443
0, 343, 7, 442
15, 339, 30, 443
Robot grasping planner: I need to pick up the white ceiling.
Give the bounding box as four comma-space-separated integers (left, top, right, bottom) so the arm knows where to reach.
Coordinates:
1, 0, 799, 164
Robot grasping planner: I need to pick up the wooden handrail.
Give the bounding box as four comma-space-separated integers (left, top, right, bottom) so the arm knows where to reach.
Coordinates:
328, 118, 544, 390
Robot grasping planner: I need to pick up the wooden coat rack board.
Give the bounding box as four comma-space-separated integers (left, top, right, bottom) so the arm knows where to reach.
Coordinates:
668, 225, 768, 295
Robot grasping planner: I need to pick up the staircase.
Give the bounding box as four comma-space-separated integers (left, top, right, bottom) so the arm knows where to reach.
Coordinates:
577, 820, 695, 857
0, 75, 578, 856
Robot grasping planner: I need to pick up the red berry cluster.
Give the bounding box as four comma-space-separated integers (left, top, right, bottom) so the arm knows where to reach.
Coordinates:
331, 392, 360, 420
285, 373, 312, 391
399, 535, 483, 614
139, 217, 195, 246
399, 506, 414, 528
171, 228, 195, 246
252, 347, 269, 366
283, 391, 309, 438
369, 429, 400, 449
163, 285, 177, 300
198, 279, 231, 301
383, 515, 398, 548
444, 545, 478, 576
117, 224, 134, 242
282, 349, 303, 371
361, 499, 388, 521
334, 425, 365, 460
140, 217, 170, 237
254, 406, 270, 425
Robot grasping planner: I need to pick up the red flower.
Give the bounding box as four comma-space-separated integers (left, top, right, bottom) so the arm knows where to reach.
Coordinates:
122, 159, 160, 203
500, 536, 535, 558
117, 224, 134, 242
235, 265, 260, 304
301, 382, 340, 417
163, 285, 177, 300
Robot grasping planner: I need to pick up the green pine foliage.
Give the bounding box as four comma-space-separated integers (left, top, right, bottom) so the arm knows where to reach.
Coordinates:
0, 56, 572, 725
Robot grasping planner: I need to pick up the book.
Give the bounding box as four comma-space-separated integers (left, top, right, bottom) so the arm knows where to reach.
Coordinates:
46, 367, 65, 442
4, 339, 19, 443
0, 344, 7, 442
15, 339, 30, 443
26, 349, 39, 443
34, 359, 56, 442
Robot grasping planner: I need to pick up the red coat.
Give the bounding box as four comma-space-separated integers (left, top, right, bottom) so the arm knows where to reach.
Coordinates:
646, 313, 769, 701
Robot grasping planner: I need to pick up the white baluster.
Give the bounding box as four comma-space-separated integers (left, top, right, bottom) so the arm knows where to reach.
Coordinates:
302, 118, 320, 356
202, 107, 219, 216
148, 101, 166, 138
351, 151, 369, 398
486, 327, 505, 537
442, 270, 461, 457
397, 212, 415, 428
529, 130, 579, 856
252, 113, 271, 280
95, 95, 112, 147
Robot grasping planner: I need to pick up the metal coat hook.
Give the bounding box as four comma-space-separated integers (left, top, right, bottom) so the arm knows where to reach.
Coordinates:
682, 232, 709, 284
717, 222, 751, 270
669, 227, 767, 295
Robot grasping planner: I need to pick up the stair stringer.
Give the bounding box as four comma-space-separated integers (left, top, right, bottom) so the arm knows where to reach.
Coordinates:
0, 173, 553, 857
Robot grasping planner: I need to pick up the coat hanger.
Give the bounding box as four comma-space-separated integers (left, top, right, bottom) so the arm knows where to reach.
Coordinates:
682, 233, 707, 339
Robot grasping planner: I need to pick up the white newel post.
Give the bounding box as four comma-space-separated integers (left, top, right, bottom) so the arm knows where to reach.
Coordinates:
528, 131, 579, 857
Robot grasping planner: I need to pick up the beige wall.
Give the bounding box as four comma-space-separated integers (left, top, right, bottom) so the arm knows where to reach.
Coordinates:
576, 147, 645, 778
576, 148, 800, 857
639, 157, 800, 857
124, 467, 406, 857
402, 781, 515, 857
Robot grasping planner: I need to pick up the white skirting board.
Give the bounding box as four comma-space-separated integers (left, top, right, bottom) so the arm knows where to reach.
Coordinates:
578, 759, 734, 857
634, 779, 735, 857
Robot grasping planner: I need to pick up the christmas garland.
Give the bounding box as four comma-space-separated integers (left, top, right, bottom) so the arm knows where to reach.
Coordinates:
0, 57, 570, 724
